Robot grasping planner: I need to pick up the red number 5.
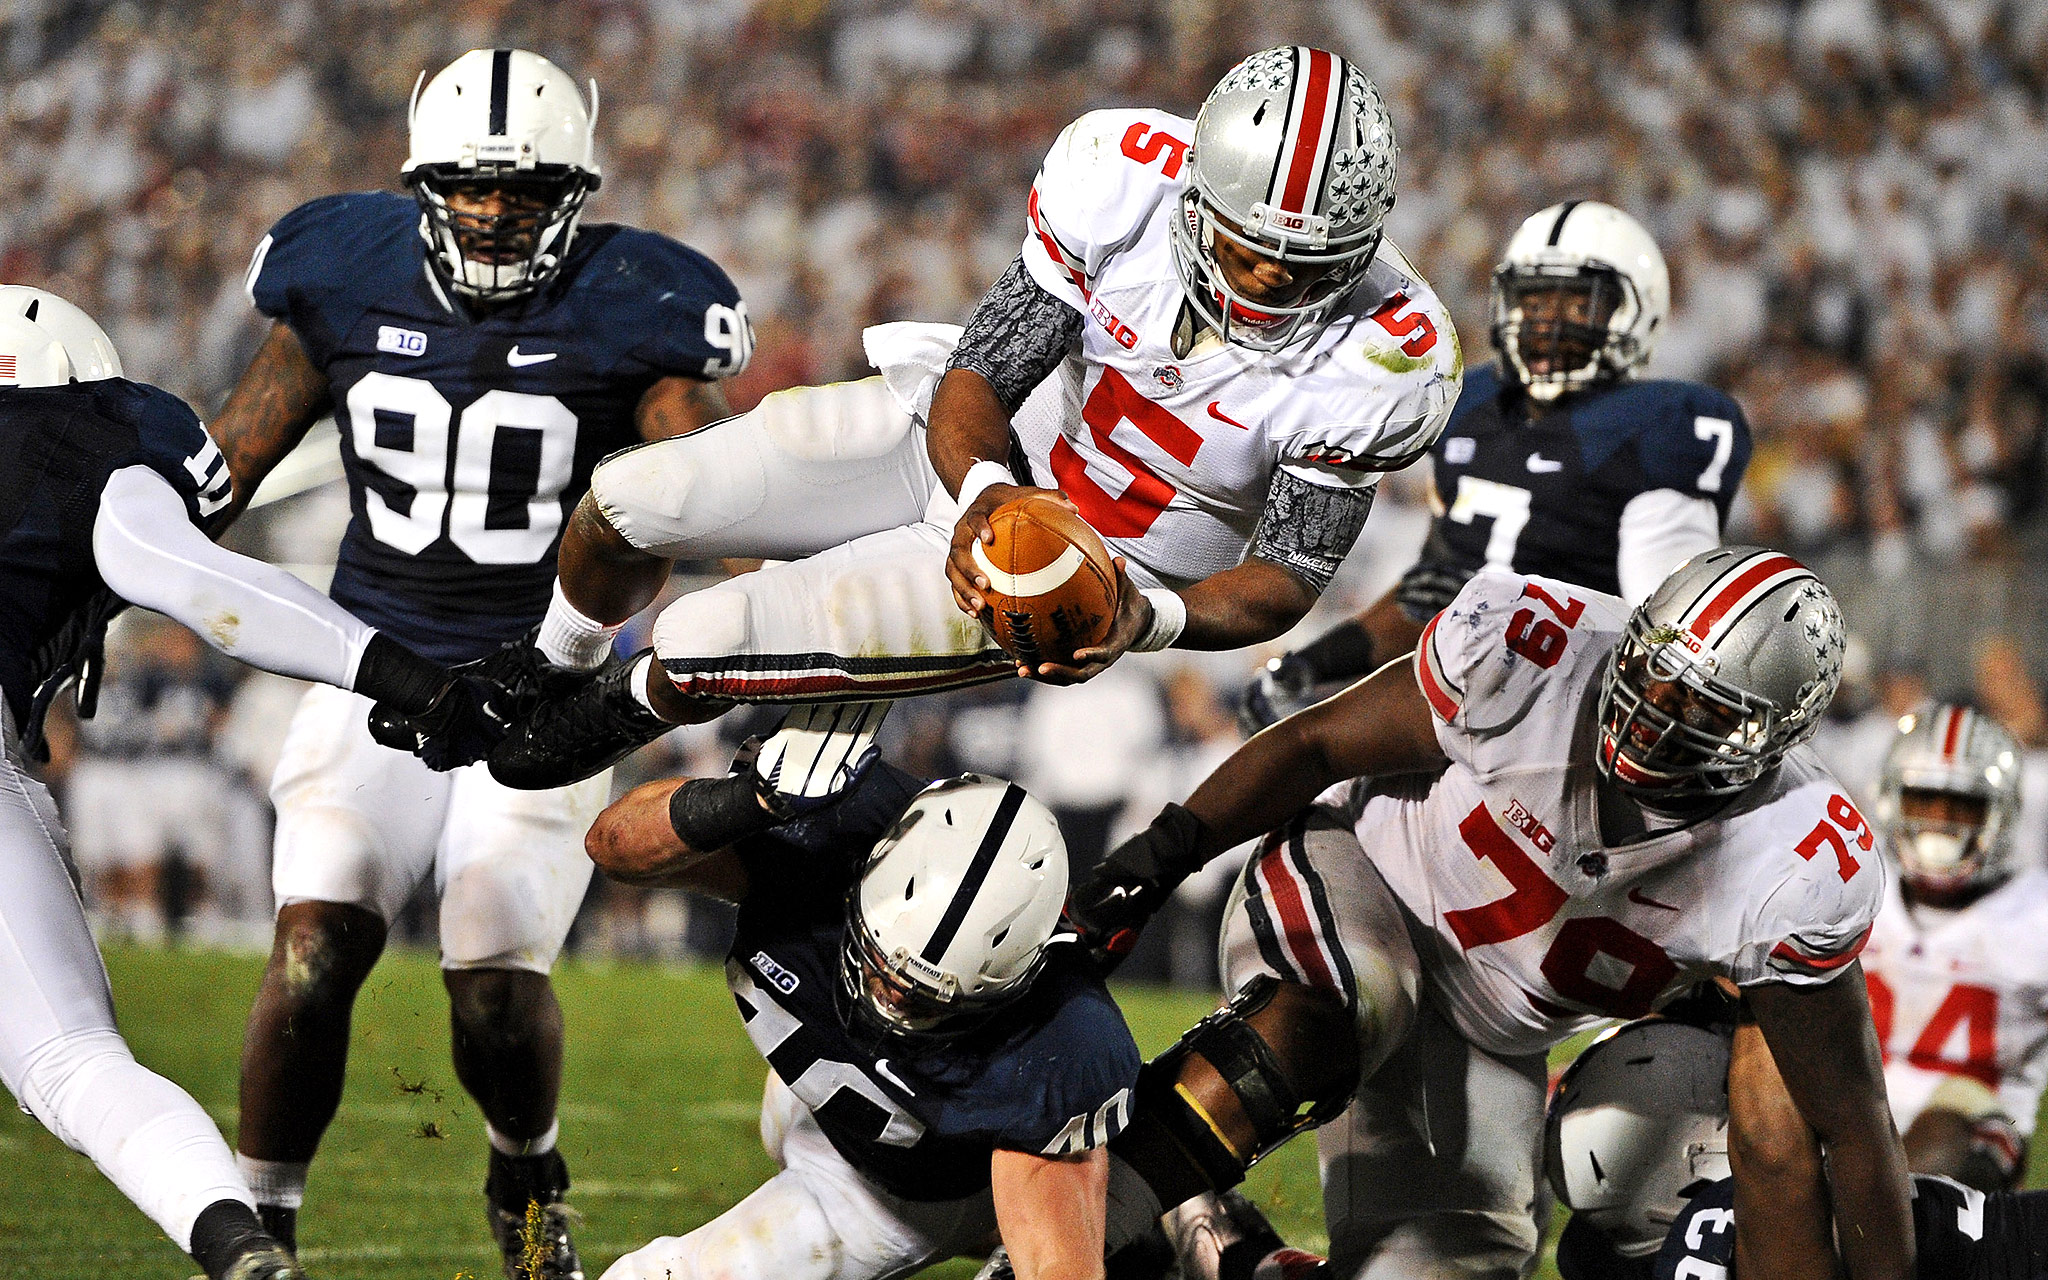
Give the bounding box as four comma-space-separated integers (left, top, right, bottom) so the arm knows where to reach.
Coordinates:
1368, 291, 1438, 356
1050, 368, 1202, 538
1120, 123, 1188, 177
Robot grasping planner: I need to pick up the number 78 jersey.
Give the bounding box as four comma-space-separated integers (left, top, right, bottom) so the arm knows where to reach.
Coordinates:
1351, 569, 1885, 1059
248, 191, 750, 662
1013, 109, 1461, 589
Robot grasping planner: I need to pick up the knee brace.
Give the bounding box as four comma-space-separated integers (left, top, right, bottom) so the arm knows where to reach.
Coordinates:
1132, 977, 1359, 1191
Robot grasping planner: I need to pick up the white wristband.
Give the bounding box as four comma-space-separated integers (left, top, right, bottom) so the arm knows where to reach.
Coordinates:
1131, 588, 1187, 653
955, 459, 1019, 512
537, 580, 625, 672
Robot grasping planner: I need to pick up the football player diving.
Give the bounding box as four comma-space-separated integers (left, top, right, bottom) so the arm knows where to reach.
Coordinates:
1241, 201, 1752, 732
1062, 548, 1914, 1280
0, 287, 507, 1280
574, 707, 1149, 1280
429, 46, 1462, 791
1861, 705, 2048, 1193
204, 48, 749, 1277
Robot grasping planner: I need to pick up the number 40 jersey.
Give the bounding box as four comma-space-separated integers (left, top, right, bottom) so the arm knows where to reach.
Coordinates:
248, 191, 749, 661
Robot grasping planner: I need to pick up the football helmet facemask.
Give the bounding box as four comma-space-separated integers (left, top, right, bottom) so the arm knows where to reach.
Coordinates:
1492, 201, 1668, 401
1876, 704, 2023, 903
402, 49, 601, 303
1596, 547, 1844, 807
837, 776, 1068, 1046
1171, 46, 1397, 353
0, 286, 123, 386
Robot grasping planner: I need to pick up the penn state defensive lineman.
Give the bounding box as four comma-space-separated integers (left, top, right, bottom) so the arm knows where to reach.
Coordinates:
0, 287, 505, 1280
577, 712, 1146, 1280
205, 49, 749, 1276
1241, 201, 1751, 730
462, 46, 1459, 790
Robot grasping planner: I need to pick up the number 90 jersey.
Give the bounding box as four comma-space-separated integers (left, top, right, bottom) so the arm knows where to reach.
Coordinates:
1354, 569, 1884, 1059
248, 191, 750, 662
1014, 109, 1461, 589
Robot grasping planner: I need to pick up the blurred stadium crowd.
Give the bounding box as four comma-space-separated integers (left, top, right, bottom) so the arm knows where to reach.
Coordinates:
13, 0, 2048, 972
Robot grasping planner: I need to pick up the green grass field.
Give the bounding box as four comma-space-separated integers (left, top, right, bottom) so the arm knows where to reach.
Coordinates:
7, 946, 1592, 1279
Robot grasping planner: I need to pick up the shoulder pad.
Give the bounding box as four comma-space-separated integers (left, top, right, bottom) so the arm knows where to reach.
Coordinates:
565, 226, 751, 380
246, 192, 419, 362
1588, 379, 1753, 500
1021, 109, 1191, 305
1415, 569, 1625, 737
1729, 772, 1885, 986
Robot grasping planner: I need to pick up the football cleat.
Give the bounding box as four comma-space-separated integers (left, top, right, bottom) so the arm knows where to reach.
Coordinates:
460, 625, 595, 724
486, 1149, 584, 1280
488, 650, 675, 790
1165, 1191, 1324, 1280
255, 1205, 297, 1257
219, 1243, 313, 1280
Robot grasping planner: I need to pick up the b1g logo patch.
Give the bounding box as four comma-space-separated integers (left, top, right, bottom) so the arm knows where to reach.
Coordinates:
750, 950, 800, 995
376, 325, 427, 357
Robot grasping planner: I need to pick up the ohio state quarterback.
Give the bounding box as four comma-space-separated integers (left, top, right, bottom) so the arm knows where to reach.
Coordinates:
1862, 704, 2048, 1191
454, 46, 1461, 787
1069, 547, 1912, 1280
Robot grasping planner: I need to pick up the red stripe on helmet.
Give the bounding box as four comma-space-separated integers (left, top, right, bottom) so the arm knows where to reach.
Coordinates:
1686, 553, 1805, 640
1279, 49, 1335, 214
1941, 706, 1966, 761
1257, 836, 1338, 990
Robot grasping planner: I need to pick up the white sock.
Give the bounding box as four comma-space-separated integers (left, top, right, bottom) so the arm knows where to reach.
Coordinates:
236, 1154, 310, 1209
488, 1119, 559, 1158
628, 653, 660, 714
538, 580, 624, 672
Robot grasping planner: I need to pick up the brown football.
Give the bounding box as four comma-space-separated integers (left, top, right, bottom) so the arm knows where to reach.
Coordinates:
975, 496, 1121, 668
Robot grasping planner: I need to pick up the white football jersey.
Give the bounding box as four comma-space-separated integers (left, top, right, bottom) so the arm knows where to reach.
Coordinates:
1343, 569, 1886, 1059
1863, 869, 2048, 1135
1014, 108, 1462, 589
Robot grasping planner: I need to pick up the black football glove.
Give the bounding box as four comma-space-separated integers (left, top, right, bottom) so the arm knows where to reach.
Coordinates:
366, 675, 512, 770
1238, 652, 1318, 736
456, 624, 595, 724
1066, 803, 1207, 974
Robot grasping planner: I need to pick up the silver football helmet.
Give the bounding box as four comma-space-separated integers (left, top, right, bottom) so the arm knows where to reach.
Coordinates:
0, 286, 123, 386
1545, 1019, 1732, 1258
402, 49, 601, 302
1171, 46, 1397, 352
1876, 704, 2024, 901
839, 776, 1069, 1044
1491, 201, 1669, 401
1597, 547, 1845, 804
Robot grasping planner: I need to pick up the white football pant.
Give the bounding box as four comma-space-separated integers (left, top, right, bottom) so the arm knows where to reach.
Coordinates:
269, 685, 605, 970
1219, 805, 1546, 1280
0, 708, 252, 1250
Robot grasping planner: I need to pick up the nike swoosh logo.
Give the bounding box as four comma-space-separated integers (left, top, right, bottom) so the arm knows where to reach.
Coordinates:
507, 346, 557, 367
1627, 886, 1680, 912
1526, 453, 1563, 473
1207, 401, 1253, 431
874, 1058, 914, 1094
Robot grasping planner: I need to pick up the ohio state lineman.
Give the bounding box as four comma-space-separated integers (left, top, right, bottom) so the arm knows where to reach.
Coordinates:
1068, 547, 1913, 1280
470, 47, 1460, 786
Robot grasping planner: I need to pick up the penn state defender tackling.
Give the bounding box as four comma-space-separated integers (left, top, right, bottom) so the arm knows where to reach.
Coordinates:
206, 49, 748, 1277
0, 287, 508, 1280
1242, 201, 1752, 730
576, 711, 1146, 1280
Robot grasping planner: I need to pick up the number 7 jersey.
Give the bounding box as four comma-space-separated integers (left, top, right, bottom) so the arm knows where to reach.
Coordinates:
248, 191, 749, 661
1351, 569, 1885, 1058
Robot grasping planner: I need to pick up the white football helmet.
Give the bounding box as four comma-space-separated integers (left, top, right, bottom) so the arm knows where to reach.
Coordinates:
840, 776, 1068, 1044
0, 286, 123, 386
1597, 546, 1845, 805
1171, 46, 1397, 352
1876, 704, 2024, 902
402, 49, 601, 302
1545, 1020, 1732, 1259
1491, 201, 1668, 401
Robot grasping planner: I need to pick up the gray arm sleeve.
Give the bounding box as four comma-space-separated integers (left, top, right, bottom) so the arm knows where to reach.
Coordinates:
946, 256, 1085, 413
1249, 472, 1378, 595
93, 465, 376, 688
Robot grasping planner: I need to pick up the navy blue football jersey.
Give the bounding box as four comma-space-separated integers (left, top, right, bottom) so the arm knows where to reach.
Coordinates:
248, 191, 748, 662
725, 763, 1142, 1202
0, 379, 232, 728
1420, 363, 1752, 598
1649, 1174, 2048, 1280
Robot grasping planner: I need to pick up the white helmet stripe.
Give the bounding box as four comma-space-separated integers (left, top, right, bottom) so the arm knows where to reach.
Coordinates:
919, 783, 1027, 964
1270, 46, 1340, 215
1675, 552, 1809, 643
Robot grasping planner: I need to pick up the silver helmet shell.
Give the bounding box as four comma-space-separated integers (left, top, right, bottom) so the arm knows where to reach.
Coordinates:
1876, 704, 2024, 901
1545, 1019, 1732, 1258
1491, 201, 1669, 402
1597, 547, 1845, 803
1170, 46, 1397, 353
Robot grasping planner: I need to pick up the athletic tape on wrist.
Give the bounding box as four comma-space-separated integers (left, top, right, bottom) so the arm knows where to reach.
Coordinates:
955, 459, 1019, 512
668, 771, 783, 850
538, 580, 624, 672
1131, 588, 1187, 653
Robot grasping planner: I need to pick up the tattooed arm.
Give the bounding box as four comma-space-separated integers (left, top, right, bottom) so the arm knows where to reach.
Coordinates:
635, 376, 733, 442
209, 320, 335, 522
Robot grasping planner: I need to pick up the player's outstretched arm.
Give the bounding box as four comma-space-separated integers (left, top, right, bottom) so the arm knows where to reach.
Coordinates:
1726, 1021, 1841, 1280
583, 776, 750, 900
1747, 967, 1915, 1280
208, 320, 333, 521
992, 1147, 1109, 1280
